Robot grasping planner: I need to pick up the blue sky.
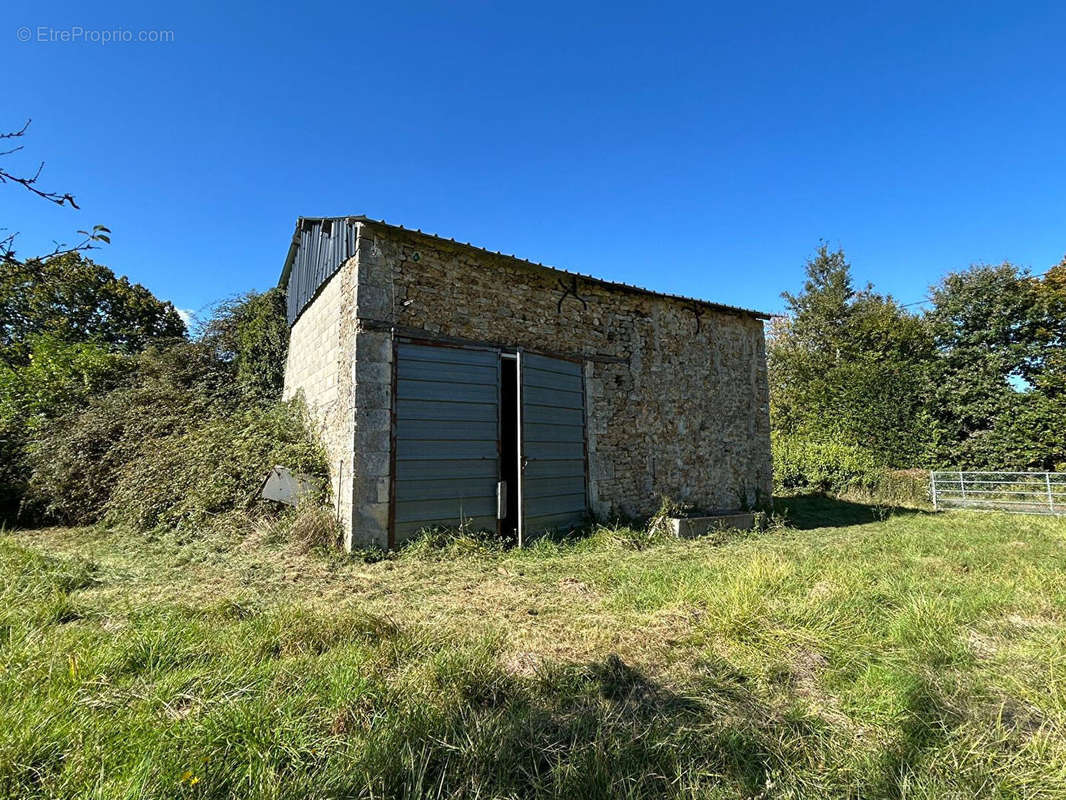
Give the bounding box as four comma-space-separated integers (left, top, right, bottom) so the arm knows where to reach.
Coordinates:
3, 1, 1065, 321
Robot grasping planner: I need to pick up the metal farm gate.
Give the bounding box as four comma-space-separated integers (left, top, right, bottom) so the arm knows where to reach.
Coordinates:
930, 471, 1066, 516
391, 341, 588, 545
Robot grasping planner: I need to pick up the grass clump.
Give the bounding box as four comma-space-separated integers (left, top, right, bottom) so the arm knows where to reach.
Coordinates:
283, 502, 343, 552
397, 522, 508, 560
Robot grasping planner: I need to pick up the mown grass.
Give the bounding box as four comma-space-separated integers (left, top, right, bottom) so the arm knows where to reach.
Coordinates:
2, 497, 1065, 798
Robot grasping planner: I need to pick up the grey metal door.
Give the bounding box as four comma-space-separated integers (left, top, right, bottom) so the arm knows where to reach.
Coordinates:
520, 352, 587, 538
393, 343, 500, 543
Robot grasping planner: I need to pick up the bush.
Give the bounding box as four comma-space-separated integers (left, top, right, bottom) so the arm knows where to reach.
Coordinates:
24, 341, 236, 524
104, 399, 327, 531
0, 336, 130, 522
1, 263, 307, 532
772, 432, 883, 494
868, 469, 931, 506
24, 326, 328, 532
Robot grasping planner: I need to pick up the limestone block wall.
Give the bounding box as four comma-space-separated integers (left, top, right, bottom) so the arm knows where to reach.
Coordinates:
346, 221, 772, 545
282, 259, 358, 546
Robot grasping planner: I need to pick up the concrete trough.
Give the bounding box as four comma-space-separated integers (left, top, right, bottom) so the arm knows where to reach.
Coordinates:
668, 512, 756, 539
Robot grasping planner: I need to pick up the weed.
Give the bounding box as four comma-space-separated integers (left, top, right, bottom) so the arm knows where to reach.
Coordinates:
283, 502, 342, 552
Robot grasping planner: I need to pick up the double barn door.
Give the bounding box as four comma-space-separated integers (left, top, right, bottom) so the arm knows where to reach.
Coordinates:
392, 342, 587, 545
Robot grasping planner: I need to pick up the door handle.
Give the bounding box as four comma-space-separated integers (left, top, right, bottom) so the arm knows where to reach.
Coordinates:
497, 481, 508, 519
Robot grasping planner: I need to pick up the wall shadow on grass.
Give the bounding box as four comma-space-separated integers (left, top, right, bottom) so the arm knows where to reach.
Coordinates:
332, 652, 826, 800
774, 493, 928, 530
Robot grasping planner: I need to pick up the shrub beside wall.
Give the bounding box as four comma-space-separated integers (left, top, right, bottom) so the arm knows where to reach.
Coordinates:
771, 432, 882, 494
104, 400, 326, 530
25, 337, 329, 530
12, 288, 331, 533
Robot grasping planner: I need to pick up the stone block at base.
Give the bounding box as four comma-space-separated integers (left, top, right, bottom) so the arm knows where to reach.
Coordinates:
669, 513, 755, 538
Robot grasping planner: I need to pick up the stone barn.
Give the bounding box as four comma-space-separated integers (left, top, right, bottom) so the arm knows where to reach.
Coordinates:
279, 216, 772, 551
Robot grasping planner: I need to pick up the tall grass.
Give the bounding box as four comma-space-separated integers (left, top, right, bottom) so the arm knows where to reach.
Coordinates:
2, 501, 1065, 798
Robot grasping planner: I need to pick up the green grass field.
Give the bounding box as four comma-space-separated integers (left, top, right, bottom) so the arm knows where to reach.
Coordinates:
2, 497, 1065, 799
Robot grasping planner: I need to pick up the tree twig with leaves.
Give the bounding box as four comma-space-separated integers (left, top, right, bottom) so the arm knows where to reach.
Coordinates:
0, 118, 110, 266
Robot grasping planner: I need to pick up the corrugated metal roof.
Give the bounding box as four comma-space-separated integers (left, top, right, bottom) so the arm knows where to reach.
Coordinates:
281, 218, 358, 325
279, 215, 771, 324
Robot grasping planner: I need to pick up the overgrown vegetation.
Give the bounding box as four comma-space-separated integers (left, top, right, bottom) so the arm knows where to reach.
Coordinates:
3, 501, 1064, 798
770, 245, 1066, 493
0, 254, 327, 533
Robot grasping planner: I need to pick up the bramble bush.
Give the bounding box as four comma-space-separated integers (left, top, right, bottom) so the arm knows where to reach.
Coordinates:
7, 278, 330, 534
21, 342, 225, 523
103, 398, 327, 531
0, 335, 131, 518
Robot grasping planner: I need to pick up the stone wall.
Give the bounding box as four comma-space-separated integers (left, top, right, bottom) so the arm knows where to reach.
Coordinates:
342, 221, 772, 547
348, 232, 394, 549
282, 259, 358, 547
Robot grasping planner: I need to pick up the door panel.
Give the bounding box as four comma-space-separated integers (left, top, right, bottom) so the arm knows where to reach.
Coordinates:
520, 352, 587, 537
396, 399, 497, 422
393, 343, 499, 544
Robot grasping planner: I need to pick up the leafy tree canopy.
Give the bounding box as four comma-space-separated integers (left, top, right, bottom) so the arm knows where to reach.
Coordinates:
0, 252, 186, 361
199, 288, 288, 403
772, 247, 1066, 478
770, 244, 934, 468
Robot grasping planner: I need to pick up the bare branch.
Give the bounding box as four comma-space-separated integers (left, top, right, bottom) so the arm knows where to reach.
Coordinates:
0, 163, 80, 207
0, 119, 31, 139
0, 119, 79, 208
0, 118, 103, 264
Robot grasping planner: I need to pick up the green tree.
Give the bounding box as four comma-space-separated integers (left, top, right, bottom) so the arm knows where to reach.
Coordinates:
924, 263, 1059, 469
769, 244, 934, 471
0, 252, 186, 362
771, 248, 1066, 486
200, 288, 289, 403
1033, 258, 1066, 398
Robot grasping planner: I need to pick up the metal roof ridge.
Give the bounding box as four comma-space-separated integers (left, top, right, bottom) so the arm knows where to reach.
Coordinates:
279, 215, 771, 320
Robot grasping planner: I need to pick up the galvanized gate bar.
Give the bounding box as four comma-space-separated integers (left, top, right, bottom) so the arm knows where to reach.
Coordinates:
930, 470, 1064, 516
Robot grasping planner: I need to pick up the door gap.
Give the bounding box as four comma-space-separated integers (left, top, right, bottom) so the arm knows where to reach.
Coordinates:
499, 356, 520, 541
